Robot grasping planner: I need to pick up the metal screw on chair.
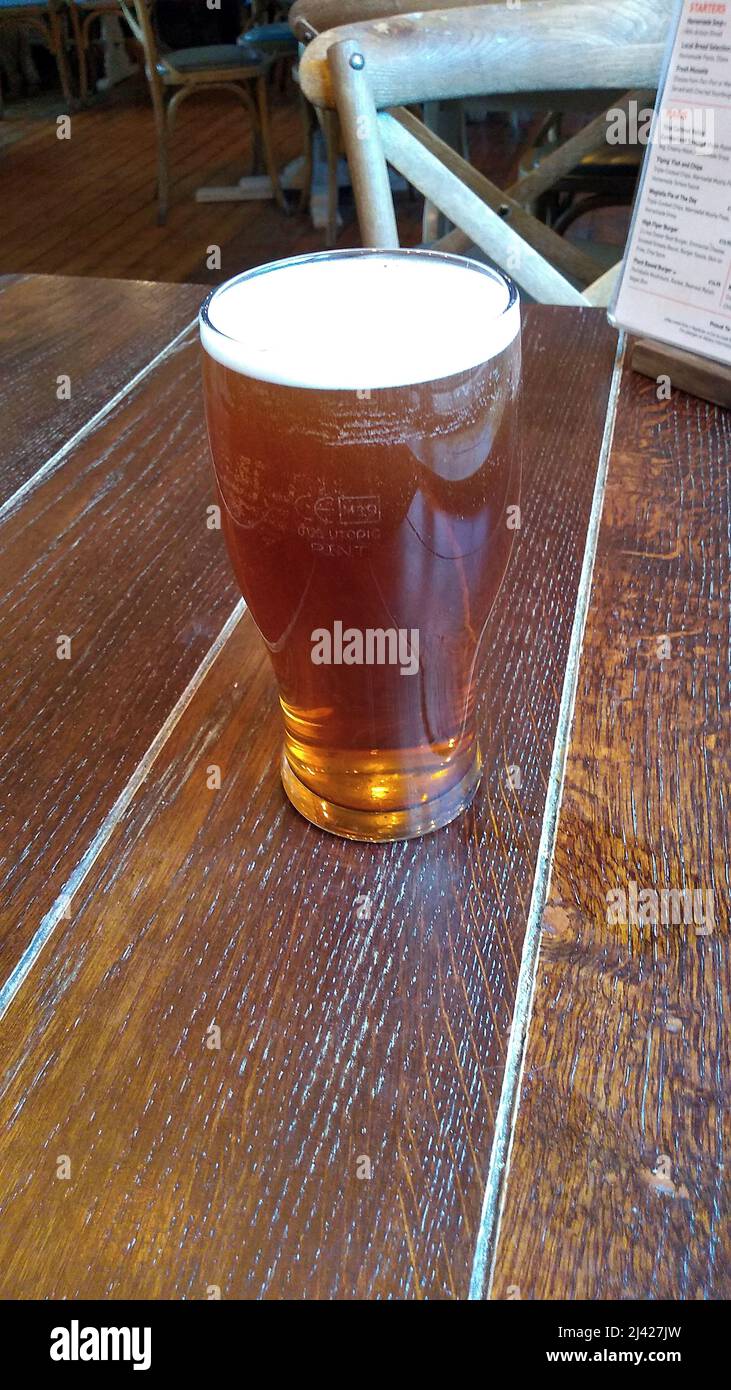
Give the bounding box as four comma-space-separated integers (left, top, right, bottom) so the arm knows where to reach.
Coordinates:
498, 204, 511, 219
349, 52, 365, 70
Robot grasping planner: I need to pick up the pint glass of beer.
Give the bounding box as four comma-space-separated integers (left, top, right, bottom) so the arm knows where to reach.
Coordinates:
200, 249, 521, 841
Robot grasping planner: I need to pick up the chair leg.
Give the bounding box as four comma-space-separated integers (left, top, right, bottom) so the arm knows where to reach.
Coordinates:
67, 3, 88, 104
323, 109, 340, 248
298, 91, 314, 215
250, 119, 264, 176
49, 4, 76, 109
255, 74, 287, 212
421, 100, 465, 242
156, 104, 171, 225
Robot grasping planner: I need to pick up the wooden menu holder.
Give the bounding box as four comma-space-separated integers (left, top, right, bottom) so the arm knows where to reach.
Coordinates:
631, 338, 731, 409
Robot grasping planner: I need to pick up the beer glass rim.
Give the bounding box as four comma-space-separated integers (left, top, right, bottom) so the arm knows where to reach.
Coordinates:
199, 248, 519, 386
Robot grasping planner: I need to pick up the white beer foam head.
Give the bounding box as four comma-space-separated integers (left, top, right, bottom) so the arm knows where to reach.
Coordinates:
200, 250, 520, 390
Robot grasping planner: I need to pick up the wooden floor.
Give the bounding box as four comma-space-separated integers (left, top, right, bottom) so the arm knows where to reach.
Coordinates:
0, 76, 420, 285
0, 78, 320, 285
0, 75, 614, 286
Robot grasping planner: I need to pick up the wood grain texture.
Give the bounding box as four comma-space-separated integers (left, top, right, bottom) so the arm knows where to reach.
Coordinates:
0, 86, 305, 285
0, 322, 238, 983
298, 1, 668, 112
490, 366, 731, 1300
632, 337, 731, 411
0, 308, 617, 1299
291, 0, 511, 40
0, 273, 202, 503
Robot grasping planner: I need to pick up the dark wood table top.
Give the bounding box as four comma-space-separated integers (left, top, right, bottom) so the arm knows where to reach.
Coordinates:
0, 273, 727, 1300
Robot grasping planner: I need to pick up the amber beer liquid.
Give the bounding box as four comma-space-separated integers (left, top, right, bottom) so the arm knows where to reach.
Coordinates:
200, 250, 521, 840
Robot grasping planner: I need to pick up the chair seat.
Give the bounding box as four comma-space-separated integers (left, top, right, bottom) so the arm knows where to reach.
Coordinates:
578, 149, 643, 170
159, 44, 269, 77
521, 144, 641, 192
556, 150, 641, 193
238, 24, 297, 52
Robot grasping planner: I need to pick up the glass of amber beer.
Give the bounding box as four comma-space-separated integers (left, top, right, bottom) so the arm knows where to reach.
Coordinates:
200, 249, 521, 841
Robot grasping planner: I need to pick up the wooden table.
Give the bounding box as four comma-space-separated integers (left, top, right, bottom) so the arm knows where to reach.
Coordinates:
0, 273, 728, 1300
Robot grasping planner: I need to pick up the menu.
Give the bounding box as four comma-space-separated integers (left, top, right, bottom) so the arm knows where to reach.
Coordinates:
611, 0, 731, 365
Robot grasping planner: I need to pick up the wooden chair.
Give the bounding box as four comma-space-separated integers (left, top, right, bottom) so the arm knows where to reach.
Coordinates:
238, 0, 299, 95
291, 0, 494, 36
240, 0, 298, 58
292, 0, 516, 245
120, 0, 286, 224
297, 0, 671, 304
0, 0, 74, 109
67, 1, 125, 103
516, 108, 643, 223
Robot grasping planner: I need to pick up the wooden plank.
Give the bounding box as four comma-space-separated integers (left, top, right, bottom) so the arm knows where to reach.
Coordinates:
1, 108, 153, 244
0, 274, 203, 505
0, 330, 238, 984
5, 106, 250, 274
0, 308, 618, 1299
632, 337, 731, 411
489, 366, 731, 1300
0, 89, 265, 249
0, 92, 305, 285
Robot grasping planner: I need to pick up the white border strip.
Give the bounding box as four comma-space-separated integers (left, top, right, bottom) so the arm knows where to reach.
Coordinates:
0, 317, 197, 525
0, 599, 246, 1023
468, 332, 627, 1300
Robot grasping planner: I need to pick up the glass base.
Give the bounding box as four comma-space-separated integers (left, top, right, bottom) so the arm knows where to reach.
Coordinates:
280, 747, 482, 842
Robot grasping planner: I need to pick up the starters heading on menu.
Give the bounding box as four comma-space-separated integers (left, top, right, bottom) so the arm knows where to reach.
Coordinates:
612, 0, 731, 364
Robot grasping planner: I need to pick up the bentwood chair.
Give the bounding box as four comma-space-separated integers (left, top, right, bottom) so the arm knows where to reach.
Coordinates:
67, 0, 125, 103
240, 0, 298, 59
297, 0, 671, 303
121, 0, 285, 224
238, 0, 298, 102
0, 0, 74, 110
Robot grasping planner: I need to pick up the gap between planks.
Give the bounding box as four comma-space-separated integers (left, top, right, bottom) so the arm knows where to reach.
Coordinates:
0, 316, 198, 526
468, 331, 628, 1301
0, 599, 247, 1023
2, 318, 628, 1286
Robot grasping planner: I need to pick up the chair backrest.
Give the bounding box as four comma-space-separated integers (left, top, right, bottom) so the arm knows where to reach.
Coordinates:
297, 1, 671, 305
299, 1, 670, 109
290, 0, 510, 43
121, 0, 181, 82
120, 0, 155, 56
